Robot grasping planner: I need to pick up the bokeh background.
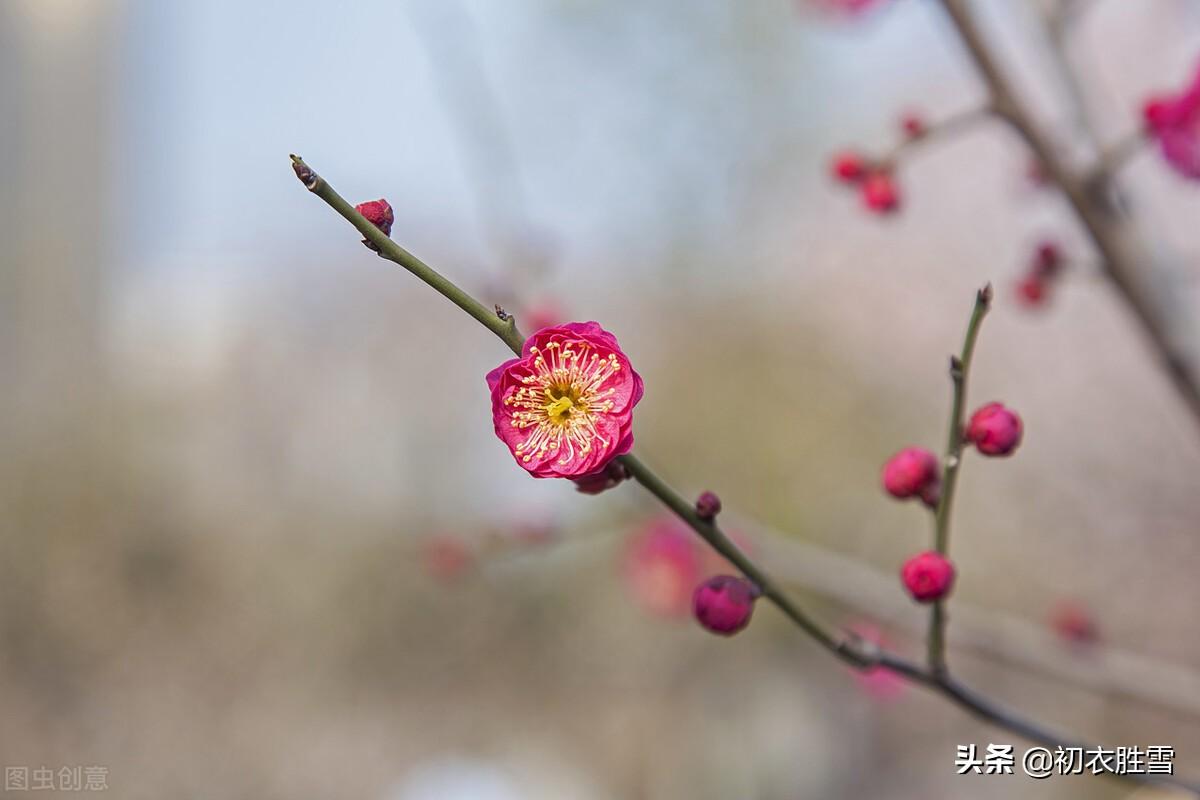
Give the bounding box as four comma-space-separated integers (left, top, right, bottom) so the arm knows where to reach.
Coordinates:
3, 0, 1200, 797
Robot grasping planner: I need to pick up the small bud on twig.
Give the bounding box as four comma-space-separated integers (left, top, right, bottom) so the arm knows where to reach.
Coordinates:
977, 283, 993, 308
692, 575, 759, 636
290, 154, 320, 191
695, 490, 722, 520
354, 199, 394, 253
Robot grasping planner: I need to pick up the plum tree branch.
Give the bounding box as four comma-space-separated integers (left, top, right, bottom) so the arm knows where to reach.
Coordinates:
880, 104, 996, 168
936, 0, 1200, 430
290, 154, 1199, 794
928, 285, 991, 675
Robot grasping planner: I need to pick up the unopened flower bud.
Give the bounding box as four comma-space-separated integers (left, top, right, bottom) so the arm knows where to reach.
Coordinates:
918, 480, 941, 511
881, 447, 940, 501
692, 575, 758, 636
899, 111, 926, 139
830, 151, 868, 184
900, 551, 955, 603
1032, 241, 1062, 279
1015, 275, 1047, 307
574, 459, 629, 495
965, 402, 1023, 456
695, 491, 722, 520
424, 535, 473, 581
355, 199, 394, 237
1050, 601, 1100, 646
861, 172, 900, 214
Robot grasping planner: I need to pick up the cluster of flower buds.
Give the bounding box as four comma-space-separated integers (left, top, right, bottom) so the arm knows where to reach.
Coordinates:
1014, 241, 1063, 308
829, 151, 901, 215
883, 401, 1022, 602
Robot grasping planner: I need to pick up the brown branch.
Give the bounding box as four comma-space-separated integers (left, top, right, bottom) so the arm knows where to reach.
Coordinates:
936, 0, 1200, 429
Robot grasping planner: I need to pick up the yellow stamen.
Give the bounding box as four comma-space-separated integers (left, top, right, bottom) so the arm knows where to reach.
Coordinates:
545, 394, 574, 422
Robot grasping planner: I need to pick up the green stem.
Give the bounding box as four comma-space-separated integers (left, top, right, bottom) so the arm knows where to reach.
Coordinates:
291, 155, 1200, 794
619, 454, 865, 665
290, 155, 525, 356
928, 285, 991, 674
934, 285, 991, 554
290, 154, 869, 667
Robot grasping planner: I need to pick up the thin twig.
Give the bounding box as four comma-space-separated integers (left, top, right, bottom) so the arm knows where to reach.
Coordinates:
928, 284, 991, 675
290, 155, 525, 355
879, 104, 996, 168
291, 154, 1200, 793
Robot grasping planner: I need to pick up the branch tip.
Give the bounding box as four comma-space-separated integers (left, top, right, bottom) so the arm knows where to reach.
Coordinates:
290, 154, 320, 191
978, 283, 993, 307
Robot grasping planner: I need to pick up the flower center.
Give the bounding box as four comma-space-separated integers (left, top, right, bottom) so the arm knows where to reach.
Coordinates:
503, 340, 622, 466
545, 390, 577, 424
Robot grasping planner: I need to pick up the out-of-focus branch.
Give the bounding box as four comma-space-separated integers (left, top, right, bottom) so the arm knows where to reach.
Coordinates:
1088, 130, 1146, 186
879, 105, 996, 167
936, 0, 1200, 431
291, 154, 1200, 793
742, 518, 1200, 725
1041, 0, 1104, 149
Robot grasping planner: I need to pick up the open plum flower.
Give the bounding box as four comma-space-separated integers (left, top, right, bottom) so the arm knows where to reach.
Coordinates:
1144, 62, 1200, 180
487, 322, 644, 479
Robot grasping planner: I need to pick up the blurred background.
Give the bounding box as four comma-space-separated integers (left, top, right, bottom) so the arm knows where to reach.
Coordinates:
3, 0, 1200, 797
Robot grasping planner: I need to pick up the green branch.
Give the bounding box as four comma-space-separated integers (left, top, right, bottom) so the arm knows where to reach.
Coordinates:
928, 285, 991, 674
290, 155, 1200, 795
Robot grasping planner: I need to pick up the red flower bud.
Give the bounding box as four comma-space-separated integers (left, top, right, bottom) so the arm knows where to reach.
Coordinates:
423, 535, 473, 581
861, 173, 900, 214
830, 151, 868, 183
1015, 275, 1047, 307
900, 551, 955, 603
692, 575, 758, 636
899, 111, 926, 139
573, 459, 629, 495
623, 520, 703, 617
917, 480, 941, 511
1050, 600, 1099, 646
695, 491, 722, 520
355, 199, 394, 237
881, 447, 940, 501
965, 402, 1023, 456
1032, 241, 1062, 279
